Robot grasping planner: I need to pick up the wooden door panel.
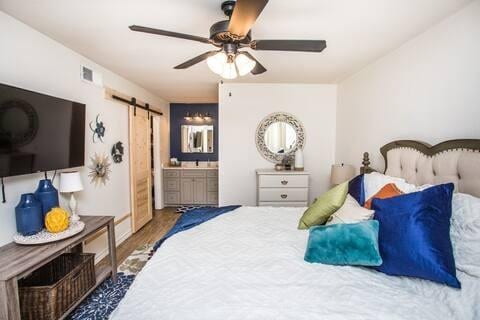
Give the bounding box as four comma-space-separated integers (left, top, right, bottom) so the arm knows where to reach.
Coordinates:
129, 107, 153, 233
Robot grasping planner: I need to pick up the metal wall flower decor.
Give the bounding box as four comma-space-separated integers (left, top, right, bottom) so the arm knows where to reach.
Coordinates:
88, 153, 111, 186
111, 141, 124, 163
89, 114, 106, 143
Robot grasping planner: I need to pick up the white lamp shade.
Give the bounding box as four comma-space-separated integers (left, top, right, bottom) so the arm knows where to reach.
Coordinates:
235, 53, 256, 76
59, 171, 84, 193
206, 51, 227, 75
220, 61, 238, 79
330, 164, 356, 185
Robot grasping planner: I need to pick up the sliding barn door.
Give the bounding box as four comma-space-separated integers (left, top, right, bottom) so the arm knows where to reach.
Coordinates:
129, 106, 153, 233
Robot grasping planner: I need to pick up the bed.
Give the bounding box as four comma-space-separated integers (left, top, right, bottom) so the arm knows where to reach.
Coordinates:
110, 140, 480, 320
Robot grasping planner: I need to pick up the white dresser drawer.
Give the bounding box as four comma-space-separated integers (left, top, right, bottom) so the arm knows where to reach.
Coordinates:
259, 201, 308, 207
259, 175, 308, 188
256, 169, 310, 206
258, 188, 308, 202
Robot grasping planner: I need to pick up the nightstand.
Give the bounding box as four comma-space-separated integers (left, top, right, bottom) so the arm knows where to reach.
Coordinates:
256, 169, 309, 207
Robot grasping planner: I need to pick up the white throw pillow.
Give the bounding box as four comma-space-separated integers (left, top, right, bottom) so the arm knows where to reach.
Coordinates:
450, 192, 480, 278
326, 195, 374, 225
364, 172, 417, 200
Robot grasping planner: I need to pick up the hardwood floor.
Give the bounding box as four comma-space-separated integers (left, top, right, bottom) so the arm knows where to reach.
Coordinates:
97, 207, 180, 269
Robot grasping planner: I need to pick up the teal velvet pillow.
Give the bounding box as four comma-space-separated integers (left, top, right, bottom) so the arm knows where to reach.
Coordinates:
304, 220, 382, 266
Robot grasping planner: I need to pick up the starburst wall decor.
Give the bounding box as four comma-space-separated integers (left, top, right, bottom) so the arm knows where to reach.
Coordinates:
88, 153, 111, 186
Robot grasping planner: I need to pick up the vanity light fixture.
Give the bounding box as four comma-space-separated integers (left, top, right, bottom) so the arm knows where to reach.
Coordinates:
193, 112, 203, 121
184, 112, 193, 121
184, 112, 213, 122
203, 112, 212, 121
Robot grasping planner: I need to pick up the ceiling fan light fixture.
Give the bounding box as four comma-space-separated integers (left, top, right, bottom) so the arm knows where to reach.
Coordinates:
235, 52, 256, 76
220, 55, 238, 79
207, 51, 227, 75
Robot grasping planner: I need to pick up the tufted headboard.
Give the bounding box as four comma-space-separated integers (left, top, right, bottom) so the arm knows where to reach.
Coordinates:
362, 140, 480, 198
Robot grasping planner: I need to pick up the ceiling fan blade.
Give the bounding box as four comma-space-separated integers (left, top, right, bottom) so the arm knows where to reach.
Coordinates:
243, 52, 267, 75
228, 0, 269, 39
252, 40, 327, 52
129, 25, 211, 44
174, 51, 218, 69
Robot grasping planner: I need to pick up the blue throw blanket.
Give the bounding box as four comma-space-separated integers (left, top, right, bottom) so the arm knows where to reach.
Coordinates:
153, 205, 241, 252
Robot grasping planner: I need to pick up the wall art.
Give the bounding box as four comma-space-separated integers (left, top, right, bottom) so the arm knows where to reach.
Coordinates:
89, 114, 106, 143
88, 153, 111, 186
111, 141, 124, 163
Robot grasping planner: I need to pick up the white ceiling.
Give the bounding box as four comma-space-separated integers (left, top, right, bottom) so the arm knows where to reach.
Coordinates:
0, 0, 472, 102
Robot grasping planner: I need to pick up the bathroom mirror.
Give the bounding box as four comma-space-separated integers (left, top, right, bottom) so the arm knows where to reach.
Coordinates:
255, 112, 305, 163
181, 125, 214, 153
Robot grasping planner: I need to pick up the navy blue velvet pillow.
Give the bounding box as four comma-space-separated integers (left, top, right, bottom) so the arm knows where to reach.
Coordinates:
373, 183, 460, 288
348, 174, 365, 206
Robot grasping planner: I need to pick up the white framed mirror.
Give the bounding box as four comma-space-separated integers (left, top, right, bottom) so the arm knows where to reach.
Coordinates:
255, 112, 305, 163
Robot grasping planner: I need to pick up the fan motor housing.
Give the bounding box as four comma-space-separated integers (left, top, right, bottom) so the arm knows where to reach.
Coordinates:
221, 1, 236, 17
209, 20, 251, 43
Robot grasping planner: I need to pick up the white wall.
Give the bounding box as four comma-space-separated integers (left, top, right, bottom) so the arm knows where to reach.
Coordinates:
336, 1, 480, 172
0, 12, 170, 258
219, 83, 337, 206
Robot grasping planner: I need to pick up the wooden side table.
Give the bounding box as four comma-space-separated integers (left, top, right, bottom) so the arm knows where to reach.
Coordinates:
0, 215, 117, 320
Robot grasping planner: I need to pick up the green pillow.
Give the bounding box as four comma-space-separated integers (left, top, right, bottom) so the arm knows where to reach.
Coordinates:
298, 182, 348, 229
304, 220, 382, 266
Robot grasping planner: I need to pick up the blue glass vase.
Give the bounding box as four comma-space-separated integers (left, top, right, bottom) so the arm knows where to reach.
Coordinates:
15, 193, 43, 236
34, 179, 59, 217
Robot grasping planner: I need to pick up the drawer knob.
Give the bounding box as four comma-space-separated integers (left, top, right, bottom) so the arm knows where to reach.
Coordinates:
281, 180, 288, 185
281, 194, 288, 199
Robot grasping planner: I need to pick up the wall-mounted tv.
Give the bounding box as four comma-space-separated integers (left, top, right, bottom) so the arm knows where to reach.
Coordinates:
0, 83, 86, 177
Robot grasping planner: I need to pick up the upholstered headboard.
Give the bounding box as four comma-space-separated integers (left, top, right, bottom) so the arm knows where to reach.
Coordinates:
362, 140, 480, 198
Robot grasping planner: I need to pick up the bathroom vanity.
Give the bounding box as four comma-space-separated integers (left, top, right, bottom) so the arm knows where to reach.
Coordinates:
163, 167, 218, 206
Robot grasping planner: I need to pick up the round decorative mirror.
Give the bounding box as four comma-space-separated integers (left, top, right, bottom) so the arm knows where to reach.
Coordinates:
255, 112, 305, 163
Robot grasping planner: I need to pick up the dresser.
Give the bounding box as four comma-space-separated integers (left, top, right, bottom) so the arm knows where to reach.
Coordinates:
256, 169, 310, 207
164, 168, 218, 206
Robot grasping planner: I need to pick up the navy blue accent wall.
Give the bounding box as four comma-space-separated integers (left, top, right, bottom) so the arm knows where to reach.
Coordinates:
170, 103, 219, 161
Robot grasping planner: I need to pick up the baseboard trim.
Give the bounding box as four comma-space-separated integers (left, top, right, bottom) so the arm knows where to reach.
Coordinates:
85, 212, 131, 245
93, 229, 132, 264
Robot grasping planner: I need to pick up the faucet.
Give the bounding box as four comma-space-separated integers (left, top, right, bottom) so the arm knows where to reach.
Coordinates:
196, 159, 199, 167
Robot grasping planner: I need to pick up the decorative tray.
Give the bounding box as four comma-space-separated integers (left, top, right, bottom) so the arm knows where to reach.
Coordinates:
13, 221, 85, 245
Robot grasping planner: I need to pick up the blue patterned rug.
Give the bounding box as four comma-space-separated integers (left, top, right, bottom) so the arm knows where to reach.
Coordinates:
67, 206, 237, 319
67, 273, 135, 320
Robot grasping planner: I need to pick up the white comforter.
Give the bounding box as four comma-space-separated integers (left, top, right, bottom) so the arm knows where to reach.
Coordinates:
110, 206, 480, 320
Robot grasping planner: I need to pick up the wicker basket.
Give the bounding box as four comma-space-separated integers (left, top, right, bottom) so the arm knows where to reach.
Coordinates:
18, 253, 96, 320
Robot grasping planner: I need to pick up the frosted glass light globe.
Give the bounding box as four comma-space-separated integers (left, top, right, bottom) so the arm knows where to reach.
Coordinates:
221, 62, 238, 79
235, 53, 256, 76
207, 52, 227, 75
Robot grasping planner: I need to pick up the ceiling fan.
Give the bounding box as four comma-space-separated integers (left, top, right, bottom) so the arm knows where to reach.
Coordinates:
129, 0, 327, 79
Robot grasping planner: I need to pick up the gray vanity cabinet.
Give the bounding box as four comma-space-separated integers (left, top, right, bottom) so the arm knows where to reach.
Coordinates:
164, 169, 218, 206
180, 178, 195, 204
193, 178, 207, 204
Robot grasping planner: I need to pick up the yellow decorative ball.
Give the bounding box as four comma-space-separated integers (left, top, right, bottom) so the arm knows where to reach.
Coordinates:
45, 207, 70, 233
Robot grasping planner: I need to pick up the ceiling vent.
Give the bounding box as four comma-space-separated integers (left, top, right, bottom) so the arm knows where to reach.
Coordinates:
81, 65, 103, 87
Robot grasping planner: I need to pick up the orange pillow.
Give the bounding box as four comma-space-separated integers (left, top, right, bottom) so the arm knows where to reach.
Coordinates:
364, 183, 403, 209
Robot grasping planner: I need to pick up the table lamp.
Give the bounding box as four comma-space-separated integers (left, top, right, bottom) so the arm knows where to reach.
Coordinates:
331, 164, 356, 186
59, 171, 84, 222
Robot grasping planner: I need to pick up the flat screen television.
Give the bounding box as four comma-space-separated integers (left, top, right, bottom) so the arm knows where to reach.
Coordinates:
0, 83, 85, 177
